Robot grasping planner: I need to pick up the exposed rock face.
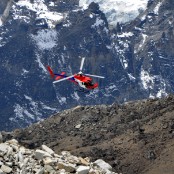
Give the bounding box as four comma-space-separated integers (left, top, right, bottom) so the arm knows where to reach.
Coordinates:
0, 139, 117, 174
2, 94, 174, 174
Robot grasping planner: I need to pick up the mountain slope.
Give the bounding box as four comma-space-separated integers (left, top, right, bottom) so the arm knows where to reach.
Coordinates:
0, 0, 174, 131
2, 94, 174, 174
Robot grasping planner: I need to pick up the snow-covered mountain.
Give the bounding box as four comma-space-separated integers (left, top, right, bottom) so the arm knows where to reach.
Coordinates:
0, 0, 174, 131
79, 0, 148, 26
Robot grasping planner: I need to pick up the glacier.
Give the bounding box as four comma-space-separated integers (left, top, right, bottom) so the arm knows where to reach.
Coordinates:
79, 0, 148, 26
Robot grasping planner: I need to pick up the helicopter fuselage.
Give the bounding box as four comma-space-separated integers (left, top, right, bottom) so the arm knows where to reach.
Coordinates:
73, 74, 98, 89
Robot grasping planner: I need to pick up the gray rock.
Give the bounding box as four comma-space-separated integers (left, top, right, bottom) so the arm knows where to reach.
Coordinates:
41, 145, 54, 155
0, 133, 2, 144
0, 169, 5, 174
77, 165, 90, 174
4, 162, 12, 167
44, 165, 55, 173
18, 151, 24, 162
94, 159, 112, 171
0, 144, 9, 154
6, 139, 18, 145
35, 149, 52, 160
43, 157, 54, 165
6, 146, 13, 157
36, 168, 44, 174
57, 162, 76, 172
1, 165, 12, 173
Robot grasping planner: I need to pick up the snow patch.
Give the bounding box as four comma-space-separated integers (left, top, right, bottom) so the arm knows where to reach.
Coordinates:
13, 103, 36, 122
35, 53, 47, 73
31, 29, 58, 50
117, 32, 134, 38
128, 73, 136, 81
92, 17, 104, 28
140, 69, 168, 98
71, 92, 80, 101
41, 104, 57, 111
15, 0, 64, 28
141, 69, 154, 90
154, 2, 162, 15
0, 18, 3, 26
79, 0, 148, 26
138, 33, 148, 51
89, 14, 94, 18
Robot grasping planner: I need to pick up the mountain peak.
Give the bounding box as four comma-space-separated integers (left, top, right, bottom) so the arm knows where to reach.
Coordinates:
79, 0, 149, 26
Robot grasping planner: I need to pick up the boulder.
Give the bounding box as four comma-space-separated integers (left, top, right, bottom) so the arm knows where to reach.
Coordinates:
1, 165, 12, 173
94, 159, 112, 171
67, 155, 80, 164
44, 165, 55, 173
0, 144, 9, 154
77, 166, 90, 174
6, 146, 13, 157
35, 149, 52, 160
0, 169, 5, 174
6, 139, 18, 145
43, 157, 54, 165
41, 145, 54, 155
57, 162, 76, 172
79, 157, 90, 166
35, 167, 44, 174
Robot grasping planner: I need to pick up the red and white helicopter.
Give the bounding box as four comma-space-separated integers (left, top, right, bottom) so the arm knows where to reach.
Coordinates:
47, 57, 104, 91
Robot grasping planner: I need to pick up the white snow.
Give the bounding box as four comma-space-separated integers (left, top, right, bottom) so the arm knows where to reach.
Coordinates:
140, 69, 168, 98
14, 104, 25, 120
31, 29, 58, 50
79, 0, 148, 26
38, 12, 64, 28
138, 33, 148, 51
24, 95, 42, 117
22, 69, 29, 75
128, 73, 136, 81
91, 17, 105, 28
71, 92, 80, 101
14, 0, 64, 28
117, 32, 134, 38
35, 53, 47, 73
49, 2, 55, 7
154, 1, 163, 15
41, 104, 57, 111
89, 14, 94, 18
13, 103, 36, 122
141, 69, 154, 90
0, 18, 3, 26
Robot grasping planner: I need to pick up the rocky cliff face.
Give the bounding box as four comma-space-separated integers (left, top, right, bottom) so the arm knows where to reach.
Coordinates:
2, 94, 174, 174
0, 0, 174, 130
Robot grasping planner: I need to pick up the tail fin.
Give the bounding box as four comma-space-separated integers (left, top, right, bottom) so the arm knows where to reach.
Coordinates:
47, 66, 54, 78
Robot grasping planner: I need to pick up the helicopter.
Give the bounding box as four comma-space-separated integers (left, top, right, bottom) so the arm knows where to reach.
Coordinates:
47, 57, 104, 92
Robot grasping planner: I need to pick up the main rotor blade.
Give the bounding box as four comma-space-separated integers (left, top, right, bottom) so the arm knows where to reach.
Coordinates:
53, 75, 74, 84
80, 57, 85, 72
85, 74, 105, 79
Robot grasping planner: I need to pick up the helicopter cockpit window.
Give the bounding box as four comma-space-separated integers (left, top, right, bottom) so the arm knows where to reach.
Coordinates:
85, 80, 93, 86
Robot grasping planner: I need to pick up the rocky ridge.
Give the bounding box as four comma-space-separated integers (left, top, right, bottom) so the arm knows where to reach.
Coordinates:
0, 138, 117, 174
2, 94, 174, 174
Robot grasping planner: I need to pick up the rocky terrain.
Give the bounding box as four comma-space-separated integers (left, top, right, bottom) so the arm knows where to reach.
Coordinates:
2, 94, 174, 174
1, 0, 174, 130
0, 138, 116, 174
